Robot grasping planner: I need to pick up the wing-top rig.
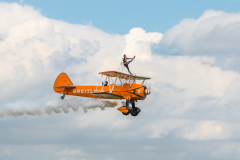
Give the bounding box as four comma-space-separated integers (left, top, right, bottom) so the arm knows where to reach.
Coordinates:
53, 71, 151, 116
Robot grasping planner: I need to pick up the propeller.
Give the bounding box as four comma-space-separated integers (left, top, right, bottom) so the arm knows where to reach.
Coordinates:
142, 80, 151, 100
142, 86, 147, 99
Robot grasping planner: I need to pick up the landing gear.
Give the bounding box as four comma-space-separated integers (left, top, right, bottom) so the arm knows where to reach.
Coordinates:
126, 100, 132, 111
61, 94, 65, 100
130, 100, 141, 116
122, 99, 141, 116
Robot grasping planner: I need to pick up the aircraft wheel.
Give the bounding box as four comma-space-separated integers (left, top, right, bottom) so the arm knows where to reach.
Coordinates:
122, 112, 130, 116
61, 94, 65, 100
131, 107, 141, 116
131, 111, 138, 116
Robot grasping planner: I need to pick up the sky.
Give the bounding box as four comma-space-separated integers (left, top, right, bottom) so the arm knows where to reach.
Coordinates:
3, 0, 240, 34
1, 1, 240, 160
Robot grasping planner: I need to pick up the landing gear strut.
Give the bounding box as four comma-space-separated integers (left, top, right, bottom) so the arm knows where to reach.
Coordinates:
126, 100, 132, 111
122, 100, 131, 116
61, 94, 65, 100
130, 100, 141, 116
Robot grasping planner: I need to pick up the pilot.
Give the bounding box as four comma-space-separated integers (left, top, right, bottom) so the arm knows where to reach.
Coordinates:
123, 54, 135, 75
104, 81, 108, 86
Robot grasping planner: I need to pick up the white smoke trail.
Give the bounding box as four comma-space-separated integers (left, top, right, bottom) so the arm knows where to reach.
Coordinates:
0, 98, 118, 118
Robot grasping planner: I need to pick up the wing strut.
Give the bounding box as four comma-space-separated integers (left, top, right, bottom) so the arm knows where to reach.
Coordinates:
110, 74, 119, 93
108, 76, 111, 92
96, 74, 103, 90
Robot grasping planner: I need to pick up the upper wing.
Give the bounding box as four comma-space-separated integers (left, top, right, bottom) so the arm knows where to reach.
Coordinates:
91, 92, 123, 99
98, 71, 151, 80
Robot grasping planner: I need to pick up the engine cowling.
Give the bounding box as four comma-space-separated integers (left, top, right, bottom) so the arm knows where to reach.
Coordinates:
142, 86, 151, 99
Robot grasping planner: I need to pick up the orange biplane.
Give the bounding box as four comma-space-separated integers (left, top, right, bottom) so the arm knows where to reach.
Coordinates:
53, 71, 151, 116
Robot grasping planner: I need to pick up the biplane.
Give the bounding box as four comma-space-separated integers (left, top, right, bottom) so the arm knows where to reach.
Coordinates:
53, 71, 151, 116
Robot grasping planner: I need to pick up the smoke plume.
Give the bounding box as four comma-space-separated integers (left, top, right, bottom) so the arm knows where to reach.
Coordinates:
0, 98, 118, 118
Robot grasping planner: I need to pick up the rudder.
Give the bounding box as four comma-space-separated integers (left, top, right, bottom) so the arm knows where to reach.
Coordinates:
53, 73, 73, 92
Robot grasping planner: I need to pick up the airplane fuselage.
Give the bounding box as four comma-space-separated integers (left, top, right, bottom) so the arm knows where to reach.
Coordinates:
54, 83, 146, 100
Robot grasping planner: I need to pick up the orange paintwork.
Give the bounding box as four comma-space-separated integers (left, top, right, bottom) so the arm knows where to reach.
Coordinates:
117, 106, 129, 113
53, 72, 73, 88
53, 73, 146, 100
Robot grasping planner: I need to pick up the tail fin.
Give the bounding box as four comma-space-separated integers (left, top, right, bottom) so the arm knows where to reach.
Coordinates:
53, 73, 73, 92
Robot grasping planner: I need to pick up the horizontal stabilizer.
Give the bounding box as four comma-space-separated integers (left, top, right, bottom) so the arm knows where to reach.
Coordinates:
91, 92, 123, 99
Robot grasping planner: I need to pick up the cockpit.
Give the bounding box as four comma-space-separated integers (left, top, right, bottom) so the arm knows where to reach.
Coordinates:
102, 81, 108, 86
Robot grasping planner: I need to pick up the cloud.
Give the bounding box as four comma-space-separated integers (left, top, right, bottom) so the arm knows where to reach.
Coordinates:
122, 27, 163, 62
142, 146, 157, 151
57, 148, 85, 156
153, 9, 240, 72
145, 119, 190, 138
76, 108, 132, 130
211, 143, 240, 159
1, 148, 11, 155
0, 2, 124, 105
145, 119, 232, 140
157, 10, 240, 56
181, 121, 230, 140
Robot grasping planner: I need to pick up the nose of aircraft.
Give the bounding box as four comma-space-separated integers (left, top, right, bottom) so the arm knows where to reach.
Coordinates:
145, 89, 151, 95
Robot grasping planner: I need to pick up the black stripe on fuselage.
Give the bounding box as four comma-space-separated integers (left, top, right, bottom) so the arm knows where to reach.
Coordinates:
112, 86, 145, 98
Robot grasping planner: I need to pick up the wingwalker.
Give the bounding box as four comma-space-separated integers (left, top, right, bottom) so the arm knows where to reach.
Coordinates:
53, 71, 151, 116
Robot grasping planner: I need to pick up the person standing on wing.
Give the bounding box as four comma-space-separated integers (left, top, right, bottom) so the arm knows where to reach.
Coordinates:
123, 54, 135, 75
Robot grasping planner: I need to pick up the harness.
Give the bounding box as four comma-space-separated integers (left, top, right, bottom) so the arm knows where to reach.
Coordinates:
123, 57, 131, 65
